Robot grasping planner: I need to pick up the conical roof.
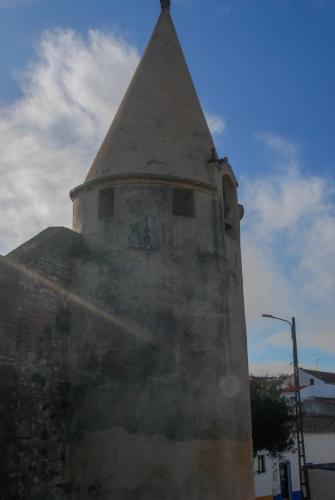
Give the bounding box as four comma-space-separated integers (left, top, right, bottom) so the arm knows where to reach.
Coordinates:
85, 8, 215, 184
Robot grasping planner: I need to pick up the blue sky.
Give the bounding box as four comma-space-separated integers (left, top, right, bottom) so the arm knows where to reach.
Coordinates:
0, 0, 334, 375
1, 0, 335, 176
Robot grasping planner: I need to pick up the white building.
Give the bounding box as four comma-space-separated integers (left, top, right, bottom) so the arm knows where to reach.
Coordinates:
255, 368, 335, 500
254, 450, 300, 500
283, 368, 335, 402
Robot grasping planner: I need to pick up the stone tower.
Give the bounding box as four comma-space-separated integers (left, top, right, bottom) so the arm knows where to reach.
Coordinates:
68, 2, 254, 499
0, 2, 254, 499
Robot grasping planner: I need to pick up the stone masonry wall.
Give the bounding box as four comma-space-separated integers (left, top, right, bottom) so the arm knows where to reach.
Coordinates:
0, 227, 84, 500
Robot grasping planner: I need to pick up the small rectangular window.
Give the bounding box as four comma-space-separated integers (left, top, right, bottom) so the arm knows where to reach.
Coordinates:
257, 455, 266, 474
173, 189, 194, 217
99, 188, 114, 217
310, 379, 314, 386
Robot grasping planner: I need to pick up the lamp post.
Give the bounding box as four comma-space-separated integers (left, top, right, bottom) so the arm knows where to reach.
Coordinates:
262, 314, 310, 500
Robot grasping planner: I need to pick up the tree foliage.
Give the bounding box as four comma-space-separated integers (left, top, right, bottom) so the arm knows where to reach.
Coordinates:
250, 376, 295, 458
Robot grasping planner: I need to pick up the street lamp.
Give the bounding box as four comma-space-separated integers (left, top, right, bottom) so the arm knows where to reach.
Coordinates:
262, 314, 310, 500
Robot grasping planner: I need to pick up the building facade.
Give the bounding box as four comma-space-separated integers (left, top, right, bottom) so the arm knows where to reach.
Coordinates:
283, 368, 335, 402
255, 368, 335, 500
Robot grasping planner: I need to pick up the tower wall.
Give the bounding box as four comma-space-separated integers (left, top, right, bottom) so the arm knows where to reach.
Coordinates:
67, 168, 254, 499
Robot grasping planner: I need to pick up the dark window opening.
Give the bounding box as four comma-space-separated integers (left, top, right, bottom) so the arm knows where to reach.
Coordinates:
173, 189, 194, 217
222, 185, 232, 220
222, 175, 238, 235
99, 188, 114, 217
310, 379, 314, 386
257, 455, 266, 474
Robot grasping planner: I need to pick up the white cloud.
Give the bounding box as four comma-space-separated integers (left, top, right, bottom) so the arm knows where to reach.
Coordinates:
0, 27, 334, 371
0, 28, 139, 254
241, 131, 335, 357
255, 131, 298, 160
249, 361, 320, 377
206, 112, 226, 136
0, 28, 228, 254
249, 361, 293, 377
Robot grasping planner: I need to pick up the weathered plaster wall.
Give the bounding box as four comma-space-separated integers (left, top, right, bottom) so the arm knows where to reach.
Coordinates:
0, 174, 253, 499
68, 428, 253, 499
308, 468, 335, 500
66, 173, 254, 499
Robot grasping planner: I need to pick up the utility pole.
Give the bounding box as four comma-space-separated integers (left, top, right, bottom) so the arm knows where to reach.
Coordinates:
291, 317, 310, 500
262, 314, 310, 500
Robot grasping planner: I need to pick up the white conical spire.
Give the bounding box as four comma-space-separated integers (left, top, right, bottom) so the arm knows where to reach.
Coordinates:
85, 6, 215, 184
